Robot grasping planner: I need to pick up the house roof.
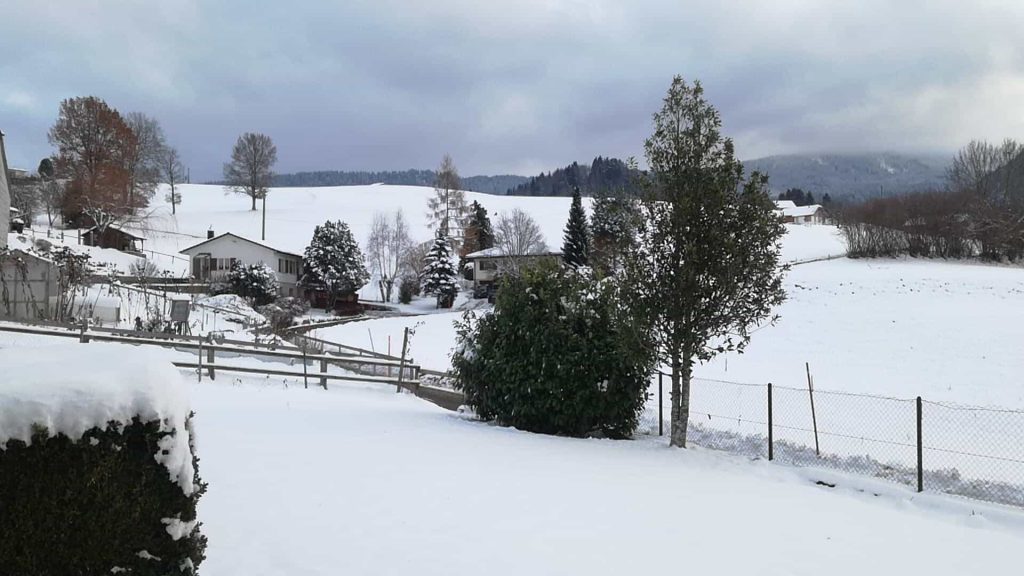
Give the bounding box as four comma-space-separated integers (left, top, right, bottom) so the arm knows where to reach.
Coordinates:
179, 232, 303, 259
83, 225, 146, 240
774, 200, 797, 209
782, 204, 826, 218
465, 247, 563, 259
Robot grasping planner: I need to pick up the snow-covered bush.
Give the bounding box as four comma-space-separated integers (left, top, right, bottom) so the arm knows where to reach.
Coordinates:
258, 296, 310, 334
451, 264, 654, 438
301, 220, 370, 308
227, 262, 279, 306
0, 345, 207, 574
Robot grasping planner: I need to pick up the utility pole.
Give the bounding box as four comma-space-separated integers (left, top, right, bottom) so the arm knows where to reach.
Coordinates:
261, 193, 267, 241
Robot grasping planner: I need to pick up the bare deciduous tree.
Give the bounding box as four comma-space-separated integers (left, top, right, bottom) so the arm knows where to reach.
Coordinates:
427, 154, 467, 240
366, 210, 413, 302
494, 208, 546, 272
123, 112, 167, 209
224, 132, 277, 211
163, 147, 185, 215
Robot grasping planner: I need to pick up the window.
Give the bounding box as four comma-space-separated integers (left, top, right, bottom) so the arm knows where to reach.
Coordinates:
479, 260, 498, 271
279, 258, 284, 273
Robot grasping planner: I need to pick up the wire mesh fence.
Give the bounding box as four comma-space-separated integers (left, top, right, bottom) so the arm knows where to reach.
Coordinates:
639, 373, 1024, 508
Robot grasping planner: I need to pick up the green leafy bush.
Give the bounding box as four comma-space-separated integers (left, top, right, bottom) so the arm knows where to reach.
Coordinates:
0, 417, 207, 574
227, 262, 279, 306
452, 265, 654, 438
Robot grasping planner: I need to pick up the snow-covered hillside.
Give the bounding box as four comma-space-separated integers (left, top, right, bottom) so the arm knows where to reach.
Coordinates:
80, 183, 845, 275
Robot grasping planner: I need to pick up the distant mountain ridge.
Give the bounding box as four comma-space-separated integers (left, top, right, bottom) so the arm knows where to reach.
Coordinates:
268, 170, 528, 195
744, 153, 949, 199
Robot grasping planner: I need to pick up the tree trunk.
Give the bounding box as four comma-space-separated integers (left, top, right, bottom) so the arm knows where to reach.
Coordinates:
251, 192, 257, 211
669, 352, 692, 448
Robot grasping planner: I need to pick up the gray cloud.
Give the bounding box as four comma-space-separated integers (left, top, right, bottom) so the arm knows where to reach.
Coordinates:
2, 0, 1023, 179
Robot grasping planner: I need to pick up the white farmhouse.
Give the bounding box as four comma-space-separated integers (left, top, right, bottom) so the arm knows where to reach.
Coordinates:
180, 232, 304, 297
1, 129, 58, 320
774, 200, 830, 225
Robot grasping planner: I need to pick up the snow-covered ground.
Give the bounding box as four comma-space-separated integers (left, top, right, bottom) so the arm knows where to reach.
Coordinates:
190, 377, 1023, 575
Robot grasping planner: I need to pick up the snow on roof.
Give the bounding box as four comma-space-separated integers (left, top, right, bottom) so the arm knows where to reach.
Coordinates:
774, 200, 797, 209
0, 343, 196, 495
782, 204, 825, 218
179, 232, 303, 259
84, 224, 146, 240
465, 247, 563, 259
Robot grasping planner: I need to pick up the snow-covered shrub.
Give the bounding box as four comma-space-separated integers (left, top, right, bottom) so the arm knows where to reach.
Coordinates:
258, 296, 310, 334
397, 274, 419, 304
227, 262, 279, 306
451, 264, 654, 439
0, 345, 207, 574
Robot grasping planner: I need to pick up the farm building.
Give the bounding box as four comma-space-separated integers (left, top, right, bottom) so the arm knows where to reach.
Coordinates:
781, 204, 830, 225
464, 247, 562, 290
180, 231, 303, 297
82, 225, 147, 254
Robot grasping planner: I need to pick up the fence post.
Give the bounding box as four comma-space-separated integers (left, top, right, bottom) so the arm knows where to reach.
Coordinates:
768, 382, 774, 461
207, 343, 215, 380
319, 358, 327, 390
197, 338, 203, 383
916, 396, 923, 493
658, 372, 664, 437
806, 362, 820, 457
79, 318, 90, 343
302, 347, 309, 389
396, 327, 410, 394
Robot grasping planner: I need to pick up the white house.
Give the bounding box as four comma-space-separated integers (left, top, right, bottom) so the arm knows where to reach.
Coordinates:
179, 232, 304, 297
774, 201, 830, 225
464, 247, 562, 290
1, 130, 59, 320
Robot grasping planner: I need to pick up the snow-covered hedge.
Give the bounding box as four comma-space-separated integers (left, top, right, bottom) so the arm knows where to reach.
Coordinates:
0, 344, 207, 574
452, 265, 654, 438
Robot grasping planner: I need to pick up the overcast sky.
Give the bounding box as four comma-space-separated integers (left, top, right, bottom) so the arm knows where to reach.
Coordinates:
2, 0, 1023, 180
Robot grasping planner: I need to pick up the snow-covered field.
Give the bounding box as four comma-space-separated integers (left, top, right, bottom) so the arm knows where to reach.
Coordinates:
190, 377, 1023, 575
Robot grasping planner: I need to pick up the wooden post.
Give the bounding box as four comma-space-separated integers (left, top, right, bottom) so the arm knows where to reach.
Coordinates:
206, 345, 215, 380
197, 338, 203, 383
768, 383, 774, 461
658, 372, 664, 437
916, 396, 924, 493
79, 318, 89, 343
806, 362, 820, 457
396, 327, 410, 394
302, 347, 309, 390
319, 358, 327, 390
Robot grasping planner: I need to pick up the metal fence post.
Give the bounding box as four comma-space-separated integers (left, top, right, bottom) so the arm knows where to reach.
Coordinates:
768, 382, 774, 461
916, 396, 924, 493
658, 372, 664, 437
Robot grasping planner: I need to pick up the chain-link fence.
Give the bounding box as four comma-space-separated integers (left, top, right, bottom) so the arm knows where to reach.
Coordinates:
639, 373, 1024, 508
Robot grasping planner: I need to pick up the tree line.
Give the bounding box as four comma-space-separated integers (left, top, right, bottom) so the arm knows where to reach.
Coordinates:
266, 170, 527, 195
839, 139, 1024, 261
506, 156, 638, 196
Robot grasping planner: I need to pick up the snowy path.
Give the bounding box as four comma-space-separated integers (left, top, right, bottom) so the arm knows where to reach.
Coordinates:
193, 379, 1024, 576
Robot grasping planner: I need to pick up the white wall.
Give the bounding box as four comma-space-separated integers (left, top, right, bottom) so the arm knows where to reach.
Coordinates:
0, 252, 55, 319
0, 132, 12, 249
183, 235, 301, 295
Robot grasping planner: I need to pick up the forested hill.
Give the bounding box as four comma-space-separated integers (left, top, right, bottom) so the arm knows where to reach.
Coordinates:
506, 157, 639, 196
269, 170, 528, 195
744, 153, 949, 199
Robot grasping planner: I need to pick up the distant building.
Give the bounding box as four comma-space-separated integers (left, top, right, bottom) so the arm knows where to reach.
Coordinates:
464, 247, 562, 291
774, 201, 831, 225
81, 225, 147, 254
179, 232, 303, 297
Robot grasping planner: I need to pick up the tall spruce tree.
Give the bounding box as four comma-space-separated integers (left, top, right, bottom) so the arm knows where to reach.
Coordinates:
421, 230, 459, 308
463, 201, 495, 254
301, 220, 370, 310
562, 186, 591, 267
625, 76, 787, 448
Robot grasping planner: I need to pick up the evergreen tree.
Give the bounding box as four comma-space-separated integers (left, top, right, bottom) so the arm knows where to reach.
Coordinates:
227, 262, 279, 306
301, 220, 370, 309
562, 186, 590, 267
591, 193, 641, 275
806, 191, 816, 205
463, 201, 494, 255
625, 76, 787, 448
421, 230, 460, 308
